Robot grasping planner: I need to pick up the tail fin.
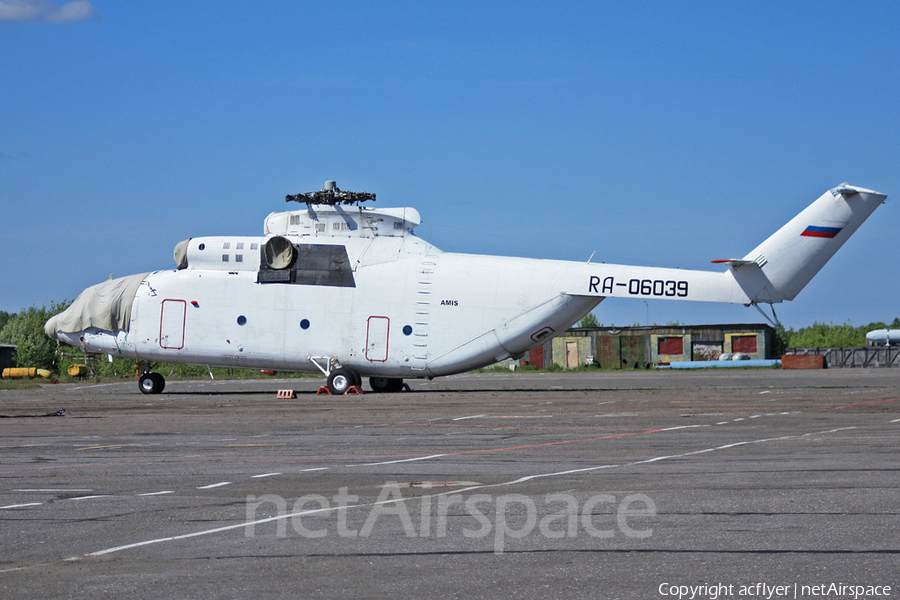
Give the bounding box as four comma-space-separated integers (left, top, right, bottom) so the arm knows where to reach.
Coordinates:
728, 184, 886, 303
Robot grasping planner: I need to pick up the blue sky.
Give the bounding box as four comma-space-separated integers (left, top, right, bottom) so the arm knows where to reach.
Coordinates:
2, 1, 898, 328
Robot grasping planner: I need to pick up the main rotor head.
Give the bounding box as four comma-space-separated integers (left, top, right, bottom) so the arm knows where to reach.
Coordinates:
286, 180, 376, 206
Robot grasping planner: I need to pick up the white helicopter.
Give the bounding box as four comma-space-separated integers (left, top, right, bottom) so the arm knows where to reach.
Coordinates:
46, 181, 886, 395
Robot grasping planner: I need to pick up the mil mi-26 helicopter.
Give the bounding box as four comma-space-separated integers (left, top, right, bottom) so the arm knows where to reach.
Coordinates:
46, 181, 886, 395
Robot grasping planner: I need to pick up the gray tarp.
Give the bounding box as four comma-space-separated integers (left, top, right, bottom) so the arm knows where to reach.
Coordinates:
45, 272, 149, 336
174, 238, 190, 270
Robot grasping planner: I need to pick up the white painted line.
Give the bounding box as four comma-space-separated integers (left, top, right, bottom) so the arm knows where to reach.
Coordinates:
138, 491, 174, 496
890, 418, 900, 424
634, 455, 679, 464
681, 448, 717, 457
71, 495, 110, 500
483, 415, 553, 419
353, 454, 447, 467
65, 382, 125, 392
807, 426, 856, 436
14, 488, 93, 492
87, 495, 410, 557
0, 561, 53, 573
197, 482, 231, 489
452, 414, 487, 421
658, 425, 708, 431
716, 422, 729, 425
0, 502, 43, 509
507, 464, 620, 484
733, 418, 745, 422
251, 473, 281, 478
301, 467, 329, 472
715, 442, 750, 450
759, 390, 771, 394
749, 415, 762, 419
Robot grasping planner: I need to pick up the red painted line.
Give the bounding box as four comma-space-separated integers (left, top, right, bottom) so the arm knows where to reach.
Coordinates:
842, 398, 900, 408
336, 420, 631, 432
448, 429, 662, 456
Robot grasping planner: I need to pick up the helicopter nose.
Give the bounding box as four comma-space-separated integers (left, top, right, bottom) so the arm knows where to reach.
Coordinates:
44, 314, 61, 340
44, 310, 82, 345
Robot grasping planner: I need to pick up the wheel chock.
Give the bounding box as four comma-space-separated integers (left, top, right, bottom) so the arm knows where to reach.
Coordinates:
344, 385, 363, 395
276, 389, 296, 399
316, 386, 332, 395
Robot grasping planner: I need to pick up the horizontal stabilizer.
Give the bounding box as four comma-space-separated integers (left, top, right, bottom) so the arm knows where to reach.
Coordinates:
831, 183, 860, 196
711, 259, 757, 267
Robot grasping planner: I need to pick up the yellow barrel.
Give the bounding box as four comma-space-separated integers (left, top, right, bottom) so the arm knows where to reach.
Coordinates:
3, 367, 38, 379
68, 364, 89, 377
1, 367, 51, 379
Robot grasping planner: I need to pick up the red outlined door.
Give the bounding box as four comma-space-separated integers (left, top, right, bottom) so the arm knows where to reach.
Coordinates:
365, 316, 390, 362
159, 299, 186, 349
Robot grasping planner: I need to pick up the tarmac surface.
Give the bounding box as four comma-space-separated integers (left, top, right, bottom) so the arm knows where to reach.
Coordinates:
1, 369, 898, 599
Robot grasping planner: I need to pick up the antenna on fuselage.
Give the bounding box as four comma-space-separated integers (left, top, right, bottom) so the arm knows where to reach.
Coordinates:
285, 180, 376, 206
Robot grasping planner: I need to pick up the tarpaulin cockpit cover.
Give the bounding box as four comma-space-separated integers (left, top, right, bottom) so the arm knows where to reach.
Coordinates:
44, 273, 149, 336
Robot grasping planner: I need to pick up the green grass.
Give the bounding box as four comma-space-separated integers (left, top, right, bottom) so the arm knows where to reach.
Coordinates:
0, 378, 44, 390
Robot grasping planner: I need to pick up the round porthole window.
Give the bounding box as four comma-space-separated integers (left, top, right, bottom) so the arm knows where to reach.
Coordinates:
237, 315, 247, 326
199, 243, 205, 250
403, 325, 413, 336
300, 319, 310, 330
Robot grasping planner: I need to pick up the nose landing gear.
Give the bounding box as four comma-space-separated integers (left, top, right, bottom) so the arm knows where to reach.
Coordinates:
139, 371, 165, 394
137, 362, 165, 394
326, 368, 361, 395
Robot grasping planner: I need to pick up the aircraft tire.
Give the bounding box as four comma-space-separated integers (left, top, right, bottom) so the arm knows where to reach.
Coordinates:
139, 372, 166, 395
327, 368, 358, 395
369, 377, 404, 393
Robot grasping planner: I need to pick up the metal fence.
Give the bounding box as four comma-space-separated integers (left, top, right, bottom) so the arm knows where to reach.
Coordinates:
785, 347, 900, 368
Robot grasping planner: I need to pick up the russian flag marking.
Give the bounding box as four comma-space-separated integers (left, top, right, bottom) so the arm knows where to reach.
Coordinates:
801, 225, 842, 238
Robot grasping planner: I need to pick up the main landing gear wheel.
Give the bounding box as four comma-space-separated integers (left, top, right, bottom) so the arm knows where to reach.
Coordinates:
139, 372, 165, 394
368, 376, 404, 394
327, 368, 360, 395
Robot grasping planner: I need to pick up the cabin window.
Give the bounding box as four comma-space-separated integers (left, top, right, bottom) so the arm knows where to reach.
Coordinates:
315, 223, 326, 233
394, 222, 403, 230
236, 242, 244, 250
222, 254, 230, 262
250, 243, 258, 250
223, 242, 231, 249
300, 319, 310, 330
199, 243, 206, 250
290, 215, 302, 225
237, 315, 247, 326
403, 325, 413, 336
235, 255, 243, 263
